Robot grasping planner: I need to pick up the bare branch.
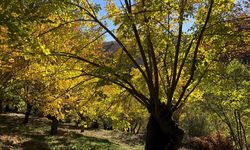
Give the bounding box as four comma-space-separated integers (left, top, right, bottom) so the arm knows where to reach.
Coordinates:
81, 71, 150, 107
80, 31, 107, 51
38, 18, 93, 37
175, 38, 195, 85
52, 52, 101, 67
86, 0, 97, 18
65, 1, 149, 84
173, 0, 214, 111
168, 0, 185, 106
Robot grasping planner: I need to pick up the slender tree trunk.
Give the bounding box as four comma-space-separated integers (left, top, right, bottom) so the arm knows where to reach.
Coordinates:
132, 122, 138, 134
0, 90, 3, 114
136, 123, 141, 134
23, 103, 32, 124
145, 110, 184, 150
5, 105, 10, 112
50, 116, 59, 135
0, 100, 3, 114
75, 120, 80, 128
240, 120, 249, 150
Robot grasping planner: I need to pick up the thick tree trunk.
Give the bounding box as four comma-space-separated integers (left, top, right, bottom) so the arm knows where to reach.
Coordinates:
50, 117, 59, 135
145, 113, 184, 150
23, 103, 32, 124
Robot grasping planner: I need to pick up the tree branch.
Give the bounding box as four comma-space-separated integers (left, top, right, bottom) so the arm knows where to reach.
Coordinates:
173, 0, 214, 111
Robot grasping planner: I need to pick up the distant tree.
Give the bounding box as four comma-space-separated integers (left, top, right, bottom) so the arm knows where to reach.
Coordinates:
201, 60, 250, 150
0, 55, 28, 113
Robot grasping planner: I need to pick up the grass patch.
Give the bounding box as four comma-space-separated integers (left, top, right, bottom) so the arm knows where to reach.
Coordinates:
0, 113, 144, 150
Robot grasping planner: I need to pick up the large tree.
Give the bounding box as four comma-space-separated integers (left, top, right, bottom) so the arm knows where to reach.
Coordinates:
51, 0, 244, 149
2, 0, 248, 149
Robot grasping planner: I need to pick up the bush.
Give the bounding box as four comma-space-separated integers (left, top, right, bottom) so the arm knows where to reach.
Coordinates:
182, 114, 210, 137
184, 134, 234, 150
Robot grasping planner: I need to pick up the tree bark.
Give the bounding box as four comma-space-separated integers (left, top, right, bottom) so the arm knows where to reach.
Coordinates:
145, 111, 184, 150
23, 102, 32, 124
136, 123, 141, 134
0, 100, 3, 114
75, 120, 80, 128
50, 116, 59, 135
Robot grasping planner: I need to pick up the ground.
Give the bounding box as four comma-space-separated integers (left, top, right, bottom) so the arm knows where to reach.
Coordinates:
0, 113, 144, 150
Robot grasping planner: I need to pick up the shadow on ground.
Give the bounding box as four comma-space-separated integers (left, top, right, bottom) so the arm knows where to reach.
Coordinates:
0, 113, 123, 150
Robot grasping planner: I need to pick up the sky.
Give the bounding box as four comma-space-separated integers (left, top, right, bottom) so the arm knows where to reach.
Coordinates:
93, 0, 194, 41
92, 0, 249, 41
93, 0, 116, 41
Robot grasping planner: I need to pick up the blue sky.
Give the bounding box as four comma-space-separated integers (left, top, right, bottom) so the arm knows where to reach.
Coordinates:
93, 0, 193, 41
93, 0, 116, 41
93, 0, 249, 41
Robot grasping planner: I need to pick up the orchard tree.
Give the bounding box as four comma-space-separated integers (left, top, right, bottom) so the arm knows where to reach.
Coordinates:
0, 0, 70, 113
0, 54, 28, 113
49, 0, 246, 149
1, 0, 248, 149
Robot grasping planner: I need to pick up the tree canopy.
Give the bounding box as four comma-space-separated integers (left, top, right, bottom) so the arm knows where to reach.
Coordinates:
0, 0, 249, 150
